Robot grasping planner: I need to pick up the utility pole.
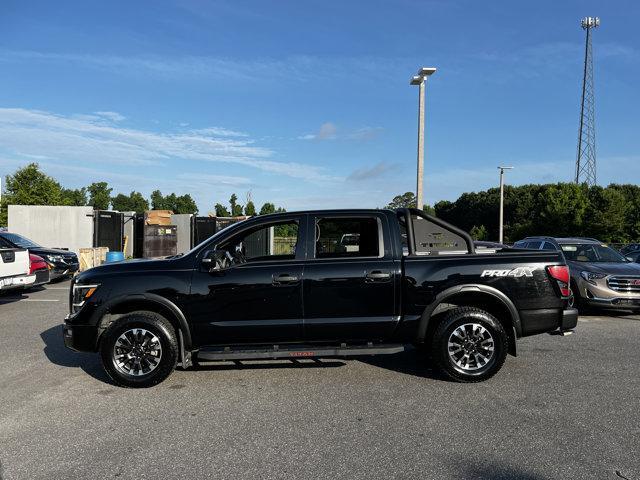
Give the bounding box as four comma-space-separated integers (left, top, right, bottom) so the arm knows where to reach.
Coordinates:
410, 67, 436, 210
575, 16, 599, 186
498, 166, 513, 244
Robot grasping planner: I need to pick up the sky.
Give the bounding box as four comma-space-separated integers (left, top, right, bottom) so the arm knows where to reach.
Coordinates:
0, 0, 638, 213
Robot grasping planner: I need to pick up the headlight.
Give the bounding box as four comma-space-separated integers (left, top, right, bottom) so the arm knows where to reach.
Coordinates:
72, 284, 100, 312
47, 254, 64, 263
580, 271, 607, 284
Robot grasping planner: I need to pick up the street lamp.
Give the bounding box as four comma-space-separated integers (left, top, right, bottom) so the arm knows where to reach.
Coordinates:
498, 166, 513, 244
410, 67, 436, 211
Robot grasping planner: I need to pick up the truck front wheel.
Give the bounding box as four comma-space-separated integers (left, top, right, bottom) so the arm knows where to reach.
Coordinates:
100, 312, 179, 388
431, 307, 507, 383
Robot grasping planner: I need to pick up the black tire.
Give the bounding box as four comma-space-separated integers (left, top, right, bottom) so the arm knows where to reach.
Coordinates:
100, 311, 178, 388
431, 307, 508, 383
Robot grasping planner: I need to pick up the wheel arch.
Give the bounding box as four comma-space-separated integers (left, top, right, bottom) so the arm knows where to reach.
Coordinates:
418, 284, 521, 356
97, 294, 192, 351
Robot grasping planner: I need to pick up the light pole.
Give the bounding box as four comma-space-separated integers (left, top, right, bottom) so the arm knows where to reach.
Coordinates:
410, 67, 436, 211
498, 166, 513, 244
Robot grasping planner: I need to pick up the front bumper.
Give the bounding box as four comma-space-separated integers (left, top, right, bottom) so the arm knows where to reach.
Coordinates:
50, 262, 79, 279
584, 296, 640, 308
63, 316, 99, 352
576, 277, 640, 309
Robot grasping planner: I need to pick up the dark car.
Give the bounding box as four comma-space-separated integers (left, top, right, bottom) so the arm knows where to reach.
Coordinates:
514, 236, 640, 311
64, 208, 577, 388
625, 250, 640, 264
0, 232, 79, 281
620, 243, 640, 256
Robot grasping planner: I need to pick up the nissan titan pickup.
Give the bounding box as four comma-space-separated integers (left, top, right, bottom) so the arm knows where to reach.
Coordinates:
63, 209, 578, 387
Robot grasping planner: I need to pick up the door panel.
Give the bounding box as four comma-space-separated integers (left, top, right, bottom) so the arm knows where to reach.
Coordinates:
303, 259, 398, 341
302, 214, 399, 342
187, 214, 307, 347
189, 263, 304, 346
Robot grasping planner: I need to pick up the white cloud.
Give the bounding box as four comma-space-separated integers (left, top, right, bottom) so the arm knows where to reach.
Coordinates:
0, 50, 401, 83
0, 107, 334, 181
299, 122, 337, 141
347, 162, 394, 181
94, 111, 126, 122
299, 123, 382, 142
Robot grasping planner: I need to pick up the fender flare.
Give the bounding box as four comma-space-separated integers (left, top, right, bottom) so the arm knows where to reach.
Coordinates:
417, 284, 522, 351
97, 293, 193, 350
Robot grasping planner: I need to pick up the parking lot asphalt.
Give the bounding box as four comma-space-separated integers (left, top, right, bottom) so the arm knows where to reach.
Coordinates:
0, 281, 639, 480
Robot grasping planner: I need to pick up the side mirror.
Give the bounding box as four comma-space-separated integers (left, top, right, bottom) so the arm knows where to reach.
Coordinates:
627, 256, 634, 262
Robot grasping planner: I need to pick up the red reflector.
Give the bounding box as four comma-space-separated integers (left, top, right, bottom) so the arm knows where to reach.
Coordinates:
546, 265, 571, 297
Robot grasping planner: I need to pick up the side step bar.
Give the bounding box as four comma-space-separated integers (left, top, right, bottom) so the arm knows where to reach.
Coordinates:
196, 343, 405, 362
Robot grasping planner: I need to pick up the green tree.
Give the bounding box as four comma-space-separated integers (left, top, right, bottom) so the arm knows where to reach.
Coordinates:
259, 202, 276, 215
583, 186, 627, 242
244, 201, 256, 216
214, 203, 230, 217
61, 187, 88, 206
386, 192, 416, 209
229, 193, 243, 216
87, 182, 112, 210
150, 190, 166, 210
111, 191, 149, 213
470, 225, 488, 241
175, 194, 198, 214
1, 163, 64, 224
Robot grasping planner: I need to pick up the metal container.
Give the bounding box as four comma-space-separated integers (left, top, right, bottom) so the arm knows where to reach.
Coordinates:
142, 225, 177, 258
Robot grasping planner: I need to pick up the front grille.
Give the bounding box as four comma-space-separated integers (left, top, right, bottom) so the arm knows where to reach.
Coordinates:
608, 276, 640, 293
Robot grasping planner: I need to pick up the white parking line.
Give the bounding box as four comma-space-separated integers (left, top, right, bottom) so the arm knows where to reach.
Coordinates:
45, 287, 69, 290
23, 299, 60, 302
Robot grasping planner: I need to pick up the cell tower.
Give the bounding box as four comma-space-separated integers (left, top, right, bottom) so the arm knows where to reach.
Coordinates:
575, 16, 600, 186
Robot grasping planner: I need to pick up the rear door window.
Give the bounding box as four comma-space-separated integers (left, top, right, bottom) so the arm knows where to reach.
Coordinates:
314, 217, 380, 259
525, 241, 542, 249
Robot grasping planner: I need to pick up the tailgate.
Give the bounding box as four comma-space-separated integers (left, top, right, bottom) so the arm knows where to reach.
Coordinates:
0, 248, 30, 278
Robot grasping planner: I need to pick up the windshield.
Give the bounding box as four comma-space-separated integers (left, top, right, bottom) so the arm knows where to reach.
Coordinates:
0, 232, 41, 249
560, 243, 627, 263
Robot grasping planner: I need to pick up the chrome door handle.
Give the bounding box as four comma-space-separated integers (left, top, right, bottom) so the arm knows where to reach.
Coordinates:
366, 271, 391, 280
273, 273, 299, 285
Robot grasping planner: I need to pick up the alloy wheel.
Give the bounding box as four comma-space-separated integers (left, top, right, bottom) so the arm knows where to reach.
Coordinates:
113, 328, 163, 376
447, 323, 495, 371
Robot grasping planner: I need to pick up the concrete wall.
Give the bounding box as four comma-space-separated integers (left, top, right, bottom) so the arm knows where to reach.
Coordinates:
8, 205, 94, 254
171, 214, 193, 254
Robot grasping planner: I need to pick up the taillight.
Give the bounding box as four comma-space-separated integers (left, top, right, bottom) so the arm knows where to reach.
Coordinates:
547, 265, 571, 297
29, 254, 44, 274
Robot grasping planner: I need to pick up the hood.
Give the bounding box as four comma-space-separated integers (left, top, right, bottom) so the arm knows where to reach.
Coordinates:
568, 260, 640, 276
30, 247, 77, 258
75, 256, 180, 282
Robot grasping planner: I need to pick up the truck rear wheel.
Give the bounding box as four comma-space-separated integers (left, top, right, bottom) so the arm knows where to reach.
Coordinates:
100, 312, 178, 388
431, 307, 507, 383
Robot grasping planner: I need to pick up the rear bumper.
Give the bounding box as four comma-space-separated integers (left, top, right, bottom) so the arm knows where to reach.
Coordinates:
520, 307, 578, 336
0, 274, 36, 290
561, 308, 579, 330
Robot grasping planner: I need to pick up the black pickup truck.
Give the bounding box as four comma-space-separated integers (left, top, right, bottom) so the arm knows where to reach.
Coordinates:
64, 208, 578, 387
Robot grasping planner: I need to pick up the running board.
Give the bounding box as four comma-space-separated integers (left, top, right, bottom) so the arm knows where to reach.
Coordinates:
196, 343, 405, 361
